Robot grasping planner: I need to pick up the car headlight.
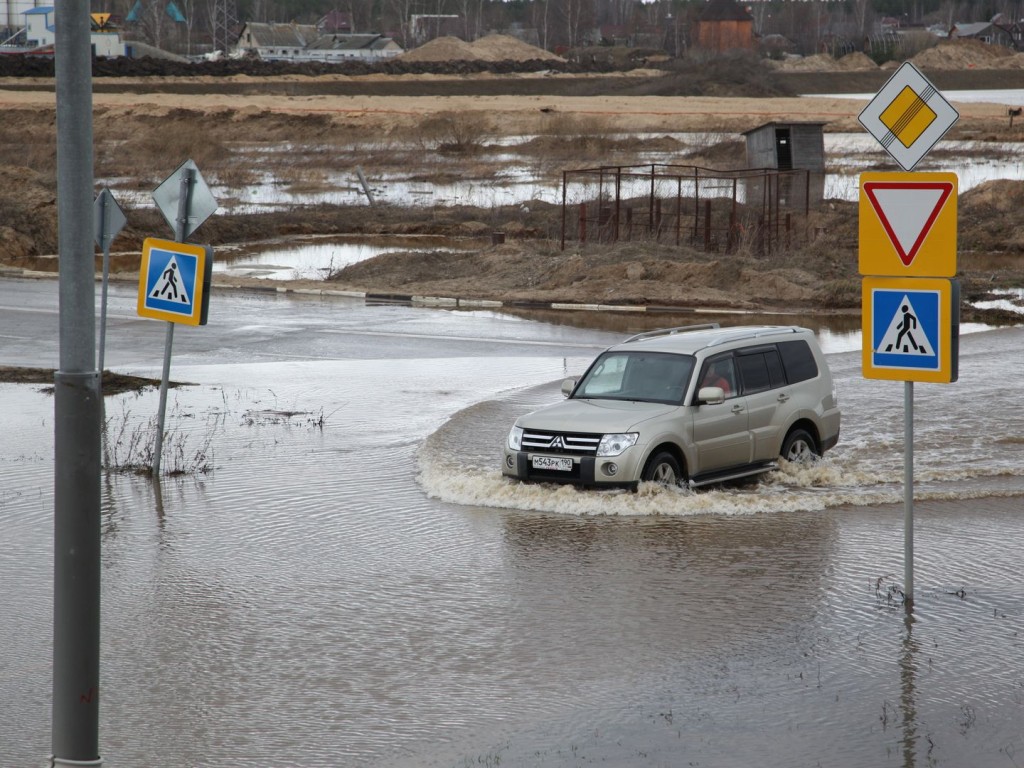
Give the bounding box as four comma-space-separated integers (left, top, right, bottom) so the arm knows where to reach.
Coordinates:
597, 433, 638, 457
507, 425, 524, 451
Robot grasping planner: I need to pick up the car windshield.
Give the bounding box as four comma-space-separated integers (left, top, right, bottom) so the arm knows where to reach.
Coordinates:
574, 351, 696, 404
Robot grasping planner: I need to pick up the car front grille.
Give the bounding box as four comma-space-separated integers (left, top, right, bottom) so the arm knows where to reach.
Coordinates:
521, 429, 601, 456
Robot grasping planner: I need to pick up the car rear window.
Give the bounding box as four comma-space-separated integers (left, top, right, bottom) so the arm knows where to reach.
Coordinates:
778, 340, 819, 383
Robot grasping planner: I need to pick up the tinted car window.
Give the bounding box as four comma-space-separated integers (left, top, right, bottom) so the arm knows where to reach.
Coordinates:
778, 340, 818, 383
737, 353, 770, 394
765, 349, 786, 388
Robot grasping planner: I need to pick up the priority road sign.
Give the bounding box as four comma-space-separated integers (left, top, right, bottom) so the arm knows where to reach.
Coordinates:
859, 171, 957, 277
137, 238, 212, 325
858, 61, 959, 171
862, 276, 959, 383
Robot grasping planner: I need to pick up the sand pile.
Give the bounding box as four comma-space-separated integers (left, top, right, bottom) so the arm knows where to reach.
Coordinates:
399, 36, 481, 62
472, 34, 565, 62
399, 33, 563, 63
910, 39, 1020, 69
833, 52, 879, 70
767, 51, 878, 72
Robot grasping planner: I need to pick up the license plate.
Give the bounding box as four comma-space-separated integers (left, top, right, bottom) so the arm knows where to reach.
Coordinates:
532, 455, 573, 472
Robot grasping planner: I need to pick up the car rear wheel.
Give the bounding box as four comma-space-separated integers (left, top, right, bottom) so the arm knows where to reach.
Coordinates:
781, 428, 819, 464
642, 451, 683, 486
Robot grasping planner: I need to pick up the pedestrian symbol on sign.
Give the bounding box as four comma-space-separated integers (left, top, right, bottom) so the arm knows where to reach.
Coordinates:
869, 287, 941, 372
878, 296, 934, 356
149, 256, 191, 305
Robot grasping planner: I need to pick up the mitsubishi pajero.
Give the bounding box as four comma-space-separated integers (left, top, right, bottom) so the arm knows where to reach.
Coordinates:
502, 324, 840, 489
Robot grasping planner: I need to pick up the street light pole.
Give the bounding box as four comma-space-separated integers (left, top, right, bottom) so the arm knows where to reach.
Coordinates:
51, 0, 102, 762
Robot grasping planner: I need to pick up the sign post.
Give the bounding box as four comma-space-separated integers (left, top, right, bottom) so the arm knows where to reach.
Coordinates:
93, 188, 127, 377
858, 63, 960, 611
146, 160, 216, 476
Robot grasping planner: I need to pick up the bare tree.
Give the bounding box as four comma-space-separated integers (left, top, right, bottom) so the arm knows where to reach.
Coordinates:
133, 0, 173, 48
556, 0, 591, 47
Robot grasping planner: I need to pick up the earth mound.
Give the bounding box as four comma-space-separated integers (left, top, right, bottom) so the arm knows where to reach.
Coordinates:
910, 38, 1018, 69
767, 51, 878, 72
399, 34, 564, 64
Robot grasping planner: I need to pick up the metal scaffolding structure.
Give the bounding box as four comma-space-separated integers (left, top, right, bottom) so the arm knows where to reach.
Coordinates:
560, 164, 814, 255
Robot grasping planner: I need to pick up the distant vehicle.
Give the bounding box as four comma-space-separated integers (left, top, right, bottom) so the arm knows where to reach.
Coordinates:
502, 324, 841, 489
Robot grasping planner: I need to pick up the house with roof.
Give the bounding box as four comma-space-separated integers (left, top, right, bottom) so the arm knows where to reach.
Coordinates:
20, 5, 125, 56
693, 0, 754, 53
949, 20, 1016, 48
234, 21, 402, 61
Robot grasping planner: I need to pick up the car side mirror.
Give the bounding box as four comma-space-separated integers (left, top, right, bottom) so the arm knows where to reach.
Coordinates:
561, 378, 577, 397
698, 386, 725, 405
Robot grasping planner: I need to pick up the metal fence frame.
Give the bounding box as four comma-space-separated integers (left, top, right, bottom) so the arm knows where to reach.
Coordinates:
560, 164, 813, 256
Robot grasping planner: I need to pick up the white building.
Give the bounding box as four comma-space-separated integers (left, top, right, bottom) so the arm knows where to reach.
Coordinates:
234, 22, 403, 62
3, 4, 125, 56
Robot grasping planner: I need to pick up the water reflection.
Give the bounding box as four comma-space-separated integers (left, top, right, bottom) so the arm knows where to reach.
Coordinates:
899, 613, 922, 768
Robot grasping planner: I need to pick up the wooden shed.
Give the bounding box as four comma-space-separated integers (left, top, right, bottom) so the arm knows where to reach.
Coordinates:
694, 0, 754, 53
742, 122, 826, 172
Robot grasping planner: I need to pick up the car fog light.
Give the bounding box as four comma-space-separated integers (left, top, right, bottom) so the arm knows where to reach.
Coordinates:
505, 455, 514, 469
603, 462, 618, 477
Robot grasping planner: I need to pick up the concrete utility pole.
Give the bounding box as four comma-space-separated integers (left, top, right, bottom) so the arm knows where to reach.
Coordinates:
51, 0, 102, 762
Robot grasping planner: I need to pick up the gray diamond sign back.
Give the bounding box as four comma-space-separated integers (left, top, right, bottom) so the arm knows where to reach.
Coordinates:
152, 159, 218, 240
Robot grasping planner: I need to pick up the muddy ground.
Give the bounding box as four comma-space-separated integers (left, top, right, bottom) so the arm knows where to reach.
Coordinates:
1, 48, 1023, 328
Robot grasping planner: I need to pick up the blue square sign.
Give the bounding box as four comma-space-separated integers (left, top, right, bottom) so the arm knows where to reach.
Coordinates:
862, 277, 958, 383
138, 238, 212, 326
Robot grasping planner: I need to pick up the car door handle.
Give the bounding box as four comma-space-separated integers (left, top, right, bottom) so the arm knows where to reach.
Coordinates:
731, 404, 745, 414
777, 393, 790, 403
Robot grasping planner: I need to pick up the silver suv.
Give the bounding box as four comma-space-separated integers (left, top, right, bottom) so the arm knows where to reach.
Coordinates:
502, 324, 840, 488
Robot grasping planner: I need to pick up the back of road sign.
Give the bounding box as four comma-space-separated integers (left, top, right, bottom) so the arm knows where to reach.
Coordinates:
859, 171, 957, 277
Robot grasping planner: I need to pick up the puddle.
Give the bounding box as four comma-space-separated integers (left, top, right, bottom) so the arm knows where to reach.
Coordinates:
215, 234, 481, 280
971, 287, 1024, 316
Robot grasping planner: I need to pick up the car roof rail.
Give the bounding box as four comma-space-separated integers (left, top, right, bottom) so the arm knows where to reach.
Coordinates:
705, 326, 801, 347
622, 323, 721, 344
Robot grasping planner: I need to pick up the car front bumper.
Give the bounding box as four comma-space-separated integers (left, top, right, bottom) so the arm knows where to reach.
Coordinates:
502, 447, 644, 486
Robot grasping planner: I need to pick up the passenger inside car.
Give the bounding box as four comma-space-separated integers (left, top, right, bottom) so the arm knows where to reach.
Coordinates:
701, 360, 735, 396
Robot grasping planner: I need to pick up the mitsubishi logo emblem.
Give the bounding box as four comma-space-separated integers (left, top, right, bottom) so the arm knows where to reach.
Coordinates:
548, 436, 565, 450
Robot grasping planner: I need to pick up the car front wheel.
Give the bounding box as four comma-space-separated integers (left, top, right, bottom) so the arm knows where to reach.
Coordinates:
781, 428, 819, 464
642, 451, 683, 486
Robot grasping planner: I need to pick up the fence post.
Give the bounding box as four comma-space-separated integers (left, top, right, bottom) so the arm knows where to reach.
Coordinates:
560, 170, 567, 250
704, 200, 712, 251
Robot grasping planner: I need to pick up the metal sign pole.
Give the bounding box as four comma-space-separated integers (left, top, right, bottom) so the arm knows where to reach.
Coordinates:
904, 381, 915, 611
97, 196, 110, 375
93, 188, 126, 381
153, 168, 195, 476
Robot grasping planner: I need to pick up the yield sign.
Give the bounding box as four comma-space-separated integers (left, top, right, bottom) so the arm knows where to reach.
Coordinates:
858, 171, 957, 277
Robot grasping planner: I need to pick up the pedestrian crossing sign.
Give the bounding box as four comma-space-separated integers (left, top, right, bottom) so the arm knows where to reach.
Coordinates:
862, 277, 959, 383
138, 238, 212, 325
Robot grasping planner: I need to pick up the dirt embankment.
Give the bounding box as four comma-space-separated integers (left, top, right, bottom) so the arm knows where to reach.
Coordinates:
1, 46, 1024, 321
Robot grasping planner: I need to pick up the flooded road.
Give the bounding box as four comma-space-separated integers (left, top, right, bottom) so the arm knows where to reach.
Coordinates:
2, 277, 1023, 767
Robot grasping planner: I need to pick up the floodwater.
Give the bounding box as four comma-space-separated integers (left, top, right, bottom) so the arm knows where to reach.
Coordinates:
99, 89, 1024, 217
2, 282, 1023, 767
214, 234, 478, 281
